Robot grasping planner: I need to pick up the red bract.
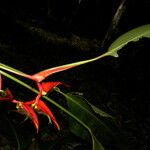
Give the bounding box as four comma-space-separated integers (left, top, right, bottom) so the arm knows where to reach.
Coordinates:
26, 99, 60, 130
36, 100, 60, 130
15, 102, 39, 132
34, 81, 63, 104
0, 92, 39, 132
32, 65, 74, 82
41, 82, 62, 95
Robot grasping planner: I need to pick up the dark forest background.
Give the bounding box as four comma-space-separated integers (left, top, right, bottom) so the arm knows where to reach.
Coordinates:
0, 0, 150, 150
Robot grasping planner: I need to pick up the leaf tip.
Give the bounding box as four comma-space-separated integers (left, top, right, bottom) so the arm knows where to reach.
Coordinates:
110, 52, 119, 58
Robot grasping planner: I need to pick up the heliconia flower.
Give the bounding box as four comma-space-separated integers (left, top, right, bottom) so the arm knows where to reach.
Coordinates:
26, 99, 60, 130
0, 91, 39, 132
0, 74, 39, 132
0, 68, 62, 132
14, 100, 39, 132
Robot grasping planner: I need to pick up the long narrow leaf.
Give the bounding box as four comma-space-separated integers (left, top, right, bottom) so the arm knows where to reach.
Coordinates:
92, 134, 105, 150
88, 102, 113, 119
70, 94, 113, 119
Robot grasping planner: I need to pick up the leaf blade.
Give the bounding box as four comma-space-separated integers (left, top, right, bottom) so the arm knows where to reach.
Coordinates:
92, 134, 105, 150
88, 102, 113, 119
107, 24, 150, 57
55, 90, 126, 149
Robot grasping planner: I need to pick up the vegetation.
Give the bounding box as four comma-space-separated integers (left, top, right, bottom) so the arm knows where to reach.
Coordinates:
0, 0, 150, 150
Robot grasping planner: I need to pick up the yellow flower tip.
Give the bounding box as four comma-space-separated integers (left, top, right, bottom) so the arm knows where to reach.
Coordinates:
31, 103, 38, 110
16, 102, 23, 109
42, 91, 47, 96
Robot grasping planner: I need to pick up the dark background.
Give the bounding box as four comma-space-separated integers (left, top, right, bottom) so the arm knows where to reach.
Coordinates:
0, 0, 150, 150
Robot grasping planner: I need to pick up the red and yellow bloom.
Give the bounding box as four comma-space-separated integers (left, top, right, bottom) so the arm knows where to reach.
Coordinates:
0, 73, 61, 133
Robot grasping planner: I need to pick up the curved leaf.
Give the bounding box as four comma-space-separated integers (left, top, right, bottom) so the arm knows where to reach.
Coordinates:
107, 24, 150, 57
92, 135, 104, 150
56, 90, 126, 150
88, 102, 113, 119
71, 94, 113, 119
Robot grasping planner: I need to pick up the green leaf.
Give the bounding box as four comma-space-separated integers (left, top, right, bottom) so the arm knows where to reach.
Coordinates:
56, 91, 106, 150
92, 134, 105, 150
66, 93, 113, 143
68, 93, 113, 118
88, 102, 113, 119
56, 91, 126, 150
107, 24, 150, 57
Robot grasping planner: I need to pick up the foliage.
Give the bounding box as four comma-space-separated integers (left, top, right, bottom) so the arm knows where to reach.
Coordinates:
0, 21, 150, 150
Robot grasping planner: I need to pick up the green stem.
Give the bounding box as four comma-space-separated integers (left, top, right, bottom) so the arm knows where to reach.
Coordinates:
0, 70, 37, 93
0, 63, 33, 79
0, 51, 109, 82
